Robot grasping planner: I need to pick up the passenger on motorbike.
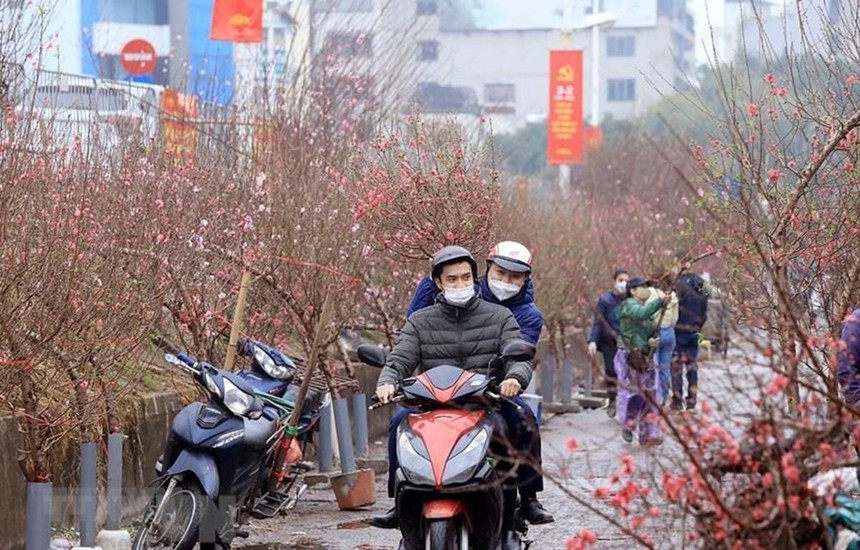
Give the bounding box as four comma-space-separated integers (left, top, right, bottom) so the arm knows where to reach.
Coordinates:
394, 240, 552, 525
373, 245, 534, 550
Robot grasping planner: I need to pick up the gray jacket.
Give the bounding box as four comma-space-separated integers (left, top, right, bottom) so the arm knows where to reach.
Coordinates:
376, 294, 533, 389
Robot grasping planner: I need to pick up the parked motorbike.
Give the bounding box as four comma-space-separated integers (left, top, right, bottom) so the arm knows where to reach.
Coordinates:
133, 342, 325, 550
357, 340, 535, 550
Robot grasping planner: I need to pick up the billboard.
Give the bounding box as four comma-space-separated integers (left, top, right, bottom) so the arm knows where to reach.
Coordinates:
547, 50, 584, 165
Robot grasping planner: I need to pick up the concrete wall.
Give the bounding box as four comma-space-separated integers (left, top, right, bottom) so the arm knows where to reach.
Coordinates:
0, 392, 182, 550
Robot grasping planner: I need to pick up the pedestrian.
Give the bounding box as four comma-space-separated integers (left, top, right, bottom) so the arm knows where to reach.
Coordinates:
671, 262, 710, 411
837, 308, 860, 408
644, 278, 678, 406
614, 277, 667, 446
395, 240, 553, 525
587, 269, 630, 418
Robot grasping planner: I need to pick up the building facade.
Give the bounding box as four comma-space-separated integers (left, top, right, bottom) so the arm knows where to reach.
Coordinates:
417, 0, 695, 133
10, 0, 311, 105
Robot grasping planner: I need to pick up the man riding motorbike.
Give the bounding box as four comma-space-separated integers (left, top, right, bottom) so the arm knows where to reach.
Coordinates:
393, 241, 552, 525
373, 245, 534, 550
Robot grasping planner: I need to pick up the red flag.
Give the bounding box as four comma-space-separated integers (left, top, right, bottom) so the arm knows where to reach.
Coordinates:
211, 0, 263, 43
547, 50, 584, 165
585, 126, 603, 150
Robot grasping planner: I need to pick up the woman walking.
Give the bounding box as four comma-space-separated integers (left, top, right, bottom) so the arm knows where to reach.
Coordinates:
614, 277, 667, 446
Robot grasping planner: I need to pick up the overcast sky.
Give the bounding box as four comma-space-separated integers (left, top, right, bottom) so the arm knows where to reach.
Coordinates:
474, 0, 564, 29
473, 0, 789, 30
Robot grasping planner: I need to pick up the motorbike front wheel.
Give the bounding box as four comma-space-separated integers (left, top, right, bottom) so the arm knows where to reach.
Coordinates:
133, 480, 207, 550
425, 518, 467, 550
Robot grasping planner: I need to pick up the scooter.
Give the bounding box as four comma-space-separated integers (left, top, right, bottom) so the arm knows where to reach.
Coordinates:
235, 339, 326, 519
357, 340, 535, 550
133, 344, 324, 549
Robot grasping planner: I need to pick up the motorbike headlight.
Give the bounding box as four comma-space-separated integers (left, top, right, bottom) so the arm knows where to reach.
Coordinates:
222, 378, 254, 417
203, 372, 221, 398
253, 345, 294, 380
397, 431, 435, 487
443, 427, 490, 486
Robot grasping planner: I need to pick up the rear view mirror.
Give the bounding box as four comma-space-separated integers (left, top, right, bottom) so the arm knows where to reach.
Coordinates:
357, 344, 387, 368
500, 340, 536, 362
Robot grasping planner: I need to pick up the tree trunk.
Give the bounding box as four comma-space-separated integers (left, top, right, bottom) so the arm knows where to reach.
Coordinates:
774, 258, 801, 412
17, 371, 51, 482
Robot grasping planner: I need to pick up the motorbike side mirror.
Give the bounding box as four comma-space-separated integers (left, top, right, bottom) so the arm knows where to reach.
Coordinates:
500, 340, 536, 362
357, 344, 387, 368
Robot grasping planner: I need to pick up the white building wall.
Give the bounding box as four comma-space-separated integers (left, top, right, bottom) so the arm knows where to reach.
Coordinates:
424, 22, 681, 133
2, 0, 83, 74
233, 0, 312, 106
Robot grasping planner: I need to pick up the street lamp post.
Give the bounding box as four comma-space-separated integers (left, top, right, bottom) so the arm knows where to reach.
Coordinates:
556, 1, 616, 191
590, 0, 600, 128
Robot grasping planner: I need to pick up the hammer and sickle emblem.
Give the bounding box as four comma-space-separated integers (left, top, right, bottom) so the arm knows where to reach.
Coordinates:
557, 65, 575, 82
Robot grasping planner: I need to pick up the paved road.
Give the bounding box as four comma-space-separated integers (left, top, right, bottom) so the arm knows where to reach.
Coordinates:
236, 338, 773, 549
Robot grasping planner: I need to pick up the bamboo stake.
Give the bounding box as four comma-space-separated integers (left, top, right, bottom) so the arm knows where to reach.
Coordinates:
224, 269, 252, 371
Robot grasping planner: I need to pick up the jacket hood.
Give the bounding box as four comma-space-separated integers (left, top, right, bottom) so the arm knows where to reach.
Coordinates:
479, 277, 534, 307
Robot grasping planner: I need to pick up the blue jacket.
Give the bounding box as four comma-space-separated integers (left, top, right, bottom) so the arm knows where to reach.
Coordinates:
405, 276, 544, 344
837, 309, 860, 406
588, 290, 625, 349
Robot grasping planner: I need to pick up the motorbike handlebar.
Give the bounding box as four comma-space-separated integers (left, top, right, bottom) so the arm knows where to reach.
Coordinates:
485, 391, 524, 413
368, 395, 403, 411
176, 353, 197, 367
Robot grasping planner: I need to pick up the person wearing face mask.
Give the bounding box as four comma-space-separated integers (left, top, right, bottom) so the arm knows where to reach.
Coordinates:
370, 245, 536, 549
587, 269, 630, 418
398, 241, 553, 526
406, 241, 543, 344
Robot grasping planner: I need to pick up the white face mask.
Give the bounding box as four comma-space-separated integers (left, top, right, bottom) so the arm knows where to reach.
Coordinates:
442, 285, 475, 306
615, 281, 628, 295
488, 279, 522, 301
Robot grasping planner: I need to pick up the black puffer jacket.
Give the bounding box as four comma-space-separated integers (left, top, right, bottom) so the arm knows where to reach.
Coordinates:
377, 294, 533, 389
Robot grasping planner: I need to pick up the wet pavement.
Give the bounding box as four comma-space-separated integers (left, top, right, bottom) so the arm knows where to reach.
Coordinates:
235, 338, 772, 549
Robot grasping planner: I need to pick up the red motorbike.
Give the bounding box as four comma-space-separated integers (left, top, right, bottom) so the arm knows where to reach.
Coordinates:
358, 341, 535, 550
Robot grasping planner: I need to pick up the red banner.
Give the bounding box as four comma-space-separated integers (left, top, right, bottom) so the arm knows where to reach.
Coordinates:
547, 50, 584, 165
211, 0, 263, 43
161, 90, 199, 162
585, 126, 603, 151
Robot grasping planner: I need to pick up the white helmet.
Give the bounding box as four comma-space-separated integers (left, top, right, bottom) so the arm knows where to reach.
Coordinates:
487, 241, 533, 274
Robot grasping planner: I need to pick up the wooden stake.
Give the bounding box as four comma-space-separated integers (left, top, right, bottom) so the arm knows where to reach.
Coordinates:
224, 269, 252, 372
287, 293, 335, 429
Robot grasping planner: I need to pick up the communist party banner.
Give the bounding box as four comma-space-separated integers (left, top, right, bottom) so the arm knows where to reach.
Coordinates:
161, 90, 199, 162
585, 125, 603, 151
547, 50, 584, 165
211, 0, 263, 42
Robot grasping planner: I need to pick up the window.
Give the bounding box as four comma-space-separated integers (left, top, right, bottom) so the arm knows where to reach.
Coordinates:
272, 27, 287, 51
101, 0, 168, 25
324, 32, 373, 57
607, 36, 635, 57
417, 0, 437, 15
607, 78, 636, 102
483, 83, 515, 114
414, 82, 479, 115
314, 0, 373, 12
417, 40, 439, 62
483, 83, 515, 103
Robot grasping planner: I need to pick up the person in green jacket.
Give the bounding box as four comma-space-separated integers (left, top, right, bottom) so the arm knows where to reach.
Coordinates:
614, 277, 668, 445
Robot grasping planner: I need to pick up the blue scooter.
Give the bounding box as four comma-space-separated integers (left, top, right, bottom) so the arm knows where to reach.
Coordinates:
133, 342, 325, 550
